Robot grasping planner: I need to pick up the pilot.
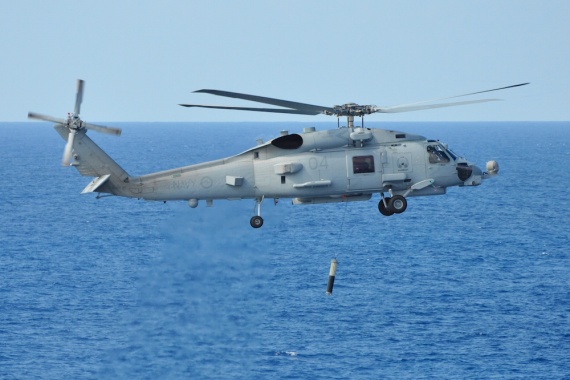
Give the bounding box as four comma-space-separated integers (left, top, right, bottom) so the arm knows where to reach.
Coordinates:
427, 145, 439, 164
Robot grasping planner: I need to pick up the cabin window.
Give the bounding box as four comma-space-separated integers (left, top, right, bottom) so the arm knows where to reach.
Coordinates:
352, 155, 375, 174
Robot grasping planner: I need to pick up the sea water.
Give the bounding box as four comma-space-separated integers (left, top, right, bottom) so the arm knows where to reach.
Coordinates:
1, 121, 569, 379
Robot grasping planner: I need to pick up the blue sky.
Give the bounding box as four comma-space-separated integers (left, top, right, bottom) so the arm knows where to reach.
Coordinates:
2, 0, 568, 122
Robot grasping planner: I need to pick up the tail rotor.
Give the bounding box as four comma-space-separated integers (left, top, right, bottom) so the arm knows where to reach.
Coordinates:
28, 79, 122, 166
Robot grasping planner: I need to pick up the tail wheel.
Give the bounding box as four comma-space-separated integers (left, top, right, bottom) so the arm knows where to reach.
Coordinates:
378, 197, 394, 216
389, 195, 407, 214
250, 216, 264, 228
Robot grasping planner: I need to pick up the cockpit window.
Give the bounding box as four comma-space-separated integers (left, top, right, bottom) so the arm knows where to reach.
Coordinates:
353, 155, 375, 173
427, 144, 450, 164
446, 148, 458, 161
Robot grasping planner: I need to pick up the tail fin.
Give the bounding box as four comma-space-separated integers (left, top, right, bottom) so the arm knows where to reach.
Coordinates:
54, 125, 130, 196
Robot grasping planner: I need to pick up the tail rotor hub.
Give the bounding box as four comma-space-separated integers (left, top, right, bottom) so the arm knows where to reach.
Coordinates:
67, 113, 83, 130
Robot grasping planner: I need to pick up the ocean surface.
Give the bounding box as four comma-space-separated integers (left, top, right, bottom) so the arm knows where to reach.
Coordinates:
1, 121, 569, 379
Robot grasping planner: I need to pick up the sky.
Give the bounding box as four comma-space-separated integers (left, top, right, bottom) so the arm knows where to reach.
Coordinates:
1, 0, 569, 123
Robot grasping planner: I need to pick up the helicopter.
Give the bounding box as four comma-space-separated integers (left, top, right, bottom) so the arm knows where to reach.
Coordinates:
28, 80, 528, 228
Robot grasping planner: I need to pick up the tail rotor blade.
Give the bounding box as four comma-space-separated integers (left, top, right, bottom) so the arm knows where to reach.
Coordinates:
83, 122, 122, 136
62, 131, 76, 166
74, 79, 84, 115
28, 112, 66, 125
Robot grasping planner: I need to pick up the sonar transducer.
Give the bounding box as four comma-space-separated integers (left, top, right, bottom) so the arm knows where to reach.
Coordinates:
326, 258, 338, 295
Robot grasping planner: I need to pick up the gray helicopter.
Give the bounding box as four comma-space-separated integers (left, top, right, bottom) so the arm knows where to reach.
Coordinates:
28, 80, 527, 228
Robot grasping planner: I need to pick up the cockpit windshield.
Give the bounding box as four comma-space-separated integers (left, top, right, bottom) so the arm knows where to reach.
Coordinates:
427, 144, 451, 163
446, 147, 458, 161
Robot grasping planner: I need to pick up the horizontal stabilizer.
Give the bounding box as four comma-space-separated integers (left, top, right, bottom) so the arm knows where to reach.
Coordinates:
81, 174, 111, 194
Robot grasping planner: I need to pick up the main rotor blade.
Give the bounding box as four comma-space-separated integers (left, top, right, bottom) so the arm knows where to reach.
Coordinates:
179, 104, 321, 115
28, 112, 66, 125
375, 99, 501, 113
378, 82, 529, 111
74, 79, 84, 115
453, 82, 529, 98
193, 89, 334, 114
83, 122, 122, 136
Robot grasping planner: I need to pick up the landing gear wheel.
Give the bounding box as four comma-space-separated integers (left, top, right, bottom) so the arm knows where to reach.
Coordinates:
378, 197, 394, 216
389, 195, 407, 214
250, 215, 264, 228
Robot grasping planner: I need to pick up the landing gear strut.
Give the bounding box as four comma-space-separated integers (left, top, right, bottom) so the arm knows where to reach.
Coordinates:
250, 196, 264, 228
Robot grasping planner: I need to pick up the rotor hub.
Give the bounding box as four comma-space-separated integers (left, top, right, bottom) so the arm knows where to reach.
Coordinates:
330, 103, 377, 117
67, 113, 83, 130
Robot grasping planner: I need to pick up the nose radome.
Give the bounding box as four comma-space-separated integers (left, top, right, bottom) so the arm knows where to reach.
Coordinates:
486, 160, 499, 176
